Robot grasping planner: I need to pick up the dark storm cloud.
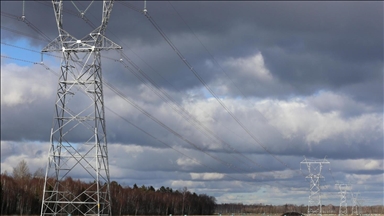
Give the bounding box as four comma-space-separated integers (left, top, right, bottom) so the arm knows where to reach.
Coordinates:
1, 102, 52, 141
137, 1, 383, 104
2, 1, 382, 103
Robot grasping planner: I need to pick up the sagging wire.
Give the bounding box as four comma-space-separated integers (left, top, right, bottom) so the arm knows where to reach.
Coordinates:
143, 9, 304, 177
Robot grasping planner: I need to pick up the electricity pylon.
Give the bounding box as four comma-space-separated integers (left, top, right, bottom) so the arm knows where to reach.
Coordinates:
336, 183, 350, 216
357, 199, 364, 215
351, 192, 360, 215
300, 157, 330, 216
40, 1, 121, 216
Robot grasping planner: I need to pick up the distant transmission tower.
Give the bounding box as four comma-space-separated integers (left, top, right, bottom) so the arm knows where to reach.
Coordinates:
336, 183, 350, 216
300, 157, 330, 216
40, 1, 121, 216
351, 192, 359, 215
357, 199, 364, 215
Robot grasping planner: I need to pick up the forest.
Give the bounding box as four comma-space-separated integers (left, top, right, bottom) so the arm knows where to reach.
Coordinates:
1, 160, 383, 215
0, 160, 216, 215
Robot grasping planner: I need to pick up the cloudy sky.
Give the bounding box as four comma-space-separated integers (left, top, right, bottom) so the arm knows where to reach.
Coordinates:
1, 1, 383, 206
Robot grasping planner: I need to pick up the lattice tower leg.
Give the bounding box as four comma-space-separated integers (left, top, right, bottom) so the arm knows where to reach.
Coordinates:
40, 1, 120, 216
40, 49, 112, 216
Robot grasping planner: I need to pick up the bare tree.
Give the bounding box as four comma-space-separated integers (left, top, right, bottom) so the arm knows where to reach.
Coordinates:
12, 159, 31, 180
181, 187, 187, 216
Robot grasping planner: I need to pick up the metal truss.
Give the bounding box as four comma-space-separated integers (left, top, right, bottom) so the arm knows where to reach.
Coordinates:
357, 199, 364, 216
336, 183, 350, 216
351, 192, 359, 215
300, 157, 330, 216
40, 1, 121, 216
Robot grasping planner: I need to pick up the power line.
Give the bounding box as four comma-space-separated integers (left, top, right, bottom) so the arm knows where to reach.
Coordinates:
6, 0, 366, 199
105, 79, 297, 189
6, 3, 264, 176
34, 0, 97, 29
1, 52, 290, 189
1, 42, 61, 59
1, 11, 51, 42
2, 1, 382, 207
167, 1, 244, 98
0, 2, 326, 187
104, 80, 295, 188
104, 80, 248, 173
143, 9, 302, 176
1, 25, 47, 42
55, 1, 305, 185
1, 38, 294, 190
117, 50, 271, 172
86, 3, 288, 176
117, 1, 143, 14
105, 106, 287, 189
168, 1, 289, 146
1, 55, 40, 65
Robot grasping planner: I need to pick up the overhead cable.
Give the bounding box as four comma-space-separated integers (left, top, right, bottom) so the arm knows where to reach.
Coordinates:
144, 10, 302, 176
1, 11, 51, 42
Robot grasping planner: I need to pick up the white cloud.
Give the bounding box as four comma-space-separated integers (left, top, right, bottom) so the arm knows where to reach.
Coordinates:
337, 159, 383, 172
345, 173, 382, 185
222, 52, 273, 82
307, 91, 376, 114
255, 95, 383, 145
0, 141, 48, 174
1, 63, 56, 107
190, 172, 225, 180
176, 157, 201, 169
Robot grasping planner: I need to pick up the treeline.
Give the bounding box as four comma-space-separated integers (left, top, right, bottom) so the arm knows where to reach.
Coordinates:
1, 160, 383, 215
110, 183, 216, 215
216, 203, 384, 214
0, 160, 216, 215
216, 203, 307, 214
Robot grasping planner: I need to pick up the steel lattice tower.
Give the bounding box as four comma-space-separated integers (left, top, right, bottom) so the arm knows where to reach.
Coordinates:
40, 1, 121, 215
336, 183, 350, 216
300, 157, 330, 216
351, 192, 359, 215
357, 199, 364, 215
